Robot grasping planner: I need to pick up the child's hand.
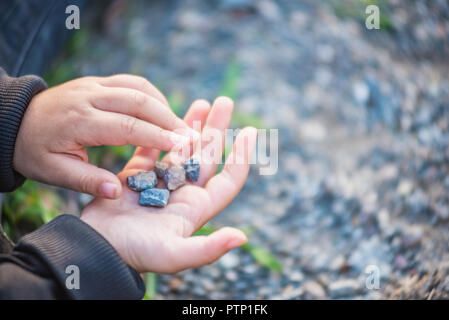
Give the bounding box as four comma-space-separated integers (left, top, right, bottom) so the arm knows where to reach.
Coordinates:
13, 74, 192, 199
80, 97, 258, 273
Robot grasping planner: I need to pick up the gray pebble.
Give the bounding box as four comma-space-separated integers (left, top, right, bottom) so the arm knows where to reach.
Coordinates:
154, 161, 169, 179
225, 270, 238, 282
302, 281, 326, 299
219, 251, 240, 269
139, 188, 170, 207
183, 158, 200, 182
127, 171, 157, 191
328, 279, 361, 298
288, 271, 304, 283
164, 165, 186, 190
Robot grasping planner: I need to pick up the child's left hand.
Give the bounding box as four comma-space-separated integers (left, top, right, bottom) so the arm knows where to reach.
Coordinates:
80, 97, 258, 273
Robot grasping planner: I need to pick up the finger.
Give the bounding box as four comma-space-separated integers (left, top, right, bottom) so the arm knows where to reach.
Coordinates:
81, 109, 190, 151
91, 86, 187, 131
124, 99, 211, 171
123, 148, 160, 172
161, 99, 211, 166
168, 127, 257, 231
183, 99, 211, 130
169, 227, 247, 272
194, 96, 234, 186
46, 154, 122, 199
98, 74, 169, 107
204, 127, 257, 216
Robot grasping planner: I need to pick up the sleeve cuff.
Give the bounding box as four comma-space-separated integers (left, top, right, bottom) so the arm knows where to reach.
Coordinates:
14, 214, 145, 299
0, 69, 47, 192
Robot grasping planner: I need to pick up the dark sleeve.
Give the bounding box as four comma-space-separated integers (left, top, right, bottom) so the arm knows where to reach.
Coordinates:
0, 67, 47, 192
0, 214, 145, 300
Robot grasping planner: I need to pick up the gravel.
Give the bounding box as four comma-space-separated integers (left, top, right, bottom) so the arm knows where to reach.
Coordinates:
74, 0, 449, 300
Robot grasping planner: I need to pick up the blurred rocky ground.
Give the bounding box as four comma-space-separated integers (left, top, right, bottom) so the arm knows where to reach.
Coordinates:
45, 0, 449, 299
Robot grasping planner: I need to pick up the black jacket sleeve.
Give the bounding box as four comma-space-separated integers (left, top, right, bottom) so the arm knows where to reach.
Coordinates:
0, 67, 47, 192
0, 214, 145, 299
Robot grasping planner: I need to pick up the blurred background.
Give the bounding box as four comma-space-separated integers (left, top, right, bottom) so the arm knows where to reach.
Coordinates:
2, 0, 449, 299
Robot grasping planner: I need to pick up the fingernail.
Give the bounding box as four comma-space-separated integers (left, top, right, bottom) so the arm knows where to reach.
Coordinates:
101, 182, 117, 199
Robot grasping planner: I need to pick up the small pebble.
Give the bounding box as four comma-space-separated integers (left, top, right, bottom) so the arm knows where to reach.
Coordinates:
394, 254, 409, 270
219, 251, 240, 269
164, 165, 186, 190
169, 277, 185, 292
154, 161, 169, 178
302, 281, 326, 299
225, 270, 238, 282
127, 171, 157, 191
328, 279, 361, 298
139, 188, 170, 207
183, 158, 200, 182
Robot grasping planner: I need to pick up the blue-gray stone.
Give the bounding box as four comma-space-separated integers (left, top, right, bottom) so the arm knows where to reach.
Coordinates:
127, 171, 157, 191
154, 161, 169, 178
139, 188, 170, 207
183, 158, 200, 182
164, 165, 186, 190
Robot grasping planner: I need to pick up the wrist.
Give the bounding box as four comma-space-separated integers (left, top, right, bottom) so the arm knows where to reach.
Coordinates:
0, 71, 47, 191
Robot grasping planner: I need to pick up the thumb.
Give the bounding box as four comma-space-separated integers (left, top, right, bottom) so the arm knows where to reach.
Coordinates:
48, 154, 122, 199
170, 227, 248, 272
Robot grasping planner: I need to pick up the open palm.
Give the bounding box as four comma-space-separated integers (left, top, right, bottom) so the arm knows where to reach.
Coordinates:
81, 97, 257, 273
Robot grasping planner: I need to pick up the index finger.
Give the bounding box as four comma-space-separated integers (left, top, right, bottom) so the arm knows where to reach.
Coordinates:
98, 74, 169, 107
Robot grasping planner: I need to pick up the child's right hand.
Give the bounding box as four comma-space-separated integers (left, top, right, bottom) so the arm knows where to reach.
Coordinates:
13, 74, 193, 199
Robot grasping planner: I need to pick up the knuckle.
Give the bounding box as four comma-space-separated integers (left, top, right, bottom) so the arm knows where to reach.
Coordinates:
79, 174, 96, 194
67, 103, 93, 123
171, 116, 181, 129
132, 90, 148, 108
69, 77, 97, 90
134, 76, 150, 90
121, 116, 138, 137
157, 128, 172, 149
156, 127, 165, 139
108, 73, 126, 81
80, 76, 97, 83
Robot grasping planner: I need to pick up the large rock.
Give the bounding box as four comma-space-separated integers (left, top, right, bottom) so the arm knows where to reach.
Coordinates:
183, 158, 200, 182
127, 171, 157, 191
139, 188, 170, 207
154, 161, 169, 179
164, 165, 186, 190
328, 279, 361, 298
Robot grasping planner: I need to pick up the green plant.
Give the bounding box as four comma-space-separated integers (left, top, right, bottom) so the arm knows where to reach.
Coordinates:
1, 180, 61, 241
143, 272, 157, 300
231, 112, 265, 129
167, 90, 186, 117
194, 225, 282, 273
219, 60, 266, 128
87, 145, 135, 167
219, 60, 241, 100
332, 0, 394, 31
241, 243, 283, 273
44, 29, 89, 86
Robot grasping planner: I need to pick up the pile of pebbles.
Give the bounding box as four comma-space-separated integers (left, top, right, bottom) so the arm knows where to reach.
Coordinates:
127, 158, 200, 207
